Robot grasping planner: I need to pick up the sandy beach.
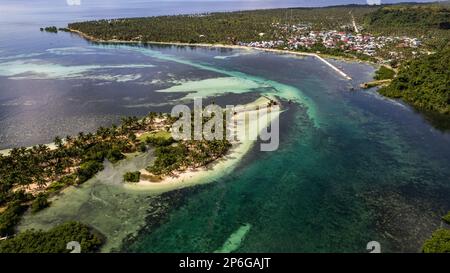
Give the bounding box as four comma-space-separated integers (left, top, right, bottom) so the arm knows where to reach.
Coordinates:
68, 28, 354, 80
0, 142, 60, 156
124, 96, 281, 193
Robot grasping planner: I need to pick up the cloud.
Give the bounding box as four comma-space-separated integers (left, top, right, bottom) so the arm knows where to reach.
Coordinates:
66, 0, 81, 6
367, 0, 381, 5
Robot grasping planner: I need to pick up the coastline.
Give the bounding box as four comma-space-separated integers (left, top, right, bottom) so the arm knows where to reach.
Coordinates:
14, 98, 272, 251
124, 96, 281, 193
68, 28, 354, 80
0, 142, 59, 156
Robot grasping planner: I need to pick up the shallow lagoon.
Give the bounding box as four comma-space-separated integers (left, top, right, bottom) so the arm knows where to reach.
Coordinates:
8, 40, 450, 253
1, 0, 449, 253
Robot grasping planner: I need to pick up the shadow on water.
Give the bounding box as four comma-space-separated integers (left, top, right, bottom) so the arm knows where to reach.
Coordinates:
420, 110, 450, 132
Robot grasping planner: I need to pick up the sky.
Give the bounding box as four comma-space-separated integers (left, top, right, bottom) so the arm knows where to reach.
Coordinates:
0, 0, 441, 7
0, 0, 443, 21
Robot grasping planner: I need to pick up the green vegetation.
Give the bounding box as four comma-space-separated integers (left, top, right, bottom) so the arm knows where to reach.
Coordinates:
0, 112, 173, 237
47, 174, 77, 193
364, 4, 450, 63
139, 142, 147, 152
76, 160, 104, 184
41, 26, 58, 33
66, 3, 449, 123
364, 4, 450, 35
422, 211, 450, 253
68, 6, 377, 44
138, 131, 172, 142
123, 171, 141, 183
31, 193, 50, 213
374, 66, 395, 80
379, 47, 450, 115
422, 229, 450, 253
147, 140, 231, 176
0, 202, 27, 237
367, 4, 450, 123
0, 108, 232, 242
143, 131, 175, 147
0, 221, 104, 253
145, 111, 232, 177
67, 3, 449, 57
443, 212, 450, 225
144, 106, 234, 177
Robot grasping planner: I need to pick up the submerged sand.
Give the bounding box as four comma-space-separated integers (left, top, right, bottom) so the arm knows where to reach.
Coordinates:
17, 97, 281, 251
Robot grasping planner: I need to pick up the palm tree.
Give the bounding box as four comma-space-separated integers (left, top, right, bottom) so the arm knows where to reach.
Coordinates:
54, 136, 63, 149
65, 135, 73, 146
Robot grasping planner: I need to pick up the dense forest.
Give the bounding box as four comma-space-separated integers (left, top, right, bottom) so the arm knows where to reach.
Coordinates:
0, 115, 160, 238
0, 221, 104, 253
68, 5, 377, 44
66, 3, 450, 67
374, 66, 396, 80
364, 4, 450, 33
147, 139, 231, 177
364, 4, 450, 51
379, 46, 450, 115
0, 113, 168, 243
68, 3, 449, 47
422, 211, 450, 253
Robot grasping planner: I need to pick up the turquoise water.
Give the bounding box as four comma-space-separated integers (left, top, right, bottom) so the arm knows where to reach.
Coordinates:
118, 46, 450, 253
2, 0, 449, 253
6, 41, 450, 253
3, 36, 449, 253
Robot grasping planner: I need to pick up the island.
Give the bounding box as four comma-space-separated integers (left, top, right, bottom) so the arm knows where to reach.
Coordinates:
0, 96, 280, 252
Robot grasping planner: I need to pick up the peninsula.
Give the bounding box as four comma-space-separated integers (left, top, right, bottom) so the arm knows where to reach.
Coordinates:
0, 95, 280, 252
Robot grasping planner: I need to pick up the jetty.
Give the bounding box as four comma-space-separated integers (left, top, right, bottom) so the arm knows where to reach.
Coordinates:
68, 28, 353, 81
360, 79, 392, 89
314, 54, 353, 80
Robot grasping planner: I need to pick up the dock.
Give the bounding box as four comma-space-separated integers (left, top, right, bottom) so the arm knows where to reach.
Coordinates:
360, 79, 392, 89
315, 54, 353, 80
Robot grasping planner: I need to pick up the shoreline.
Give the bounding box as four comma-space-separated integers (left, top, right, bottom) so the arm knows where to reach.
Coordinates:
68, 28, 354, 80
0, 142, 59, 156
124, 96, 281, 193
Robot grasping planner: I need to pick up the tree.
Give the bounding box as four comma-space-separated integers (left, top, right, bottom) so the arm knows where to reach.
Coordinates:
443, 211, 450, 225
54, 136, 63, 149
422, 229, 450, 253
0, 202, 27, 237
0, 221, 104, 253
123, 172, 141, 183
31, 193, 50, 213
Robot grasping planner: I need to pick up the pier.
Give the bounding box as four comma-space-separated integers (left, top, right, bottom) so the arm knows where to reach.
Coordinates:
314, 54, 353, 80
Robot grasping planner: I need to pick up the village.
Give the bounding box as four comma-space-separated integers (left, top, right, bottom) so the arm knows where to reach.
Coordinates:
239, 22, 423, 63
